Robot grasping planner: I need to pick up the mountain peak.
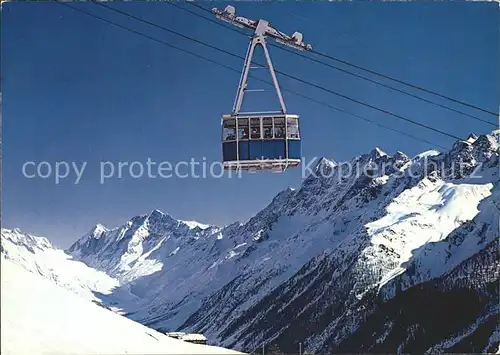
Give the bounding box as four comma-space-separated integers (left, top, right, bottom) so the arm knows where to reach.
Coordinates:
314, 157, 336, 175
149, 209, 165, 217
272, 186, 296, 202
180, 220, 211, 230
393, 151, 409, 162
93, 223, 107, 232
1, 228, 54, 252
370, 147, 388, 159
355, 147, 389, 165
466, 133, 478, 143
86, 223, 107, 240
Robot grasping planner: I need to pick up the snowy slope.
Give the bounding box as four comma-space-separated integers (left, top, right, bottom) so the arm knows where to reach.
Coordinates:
380, 180, 500, 299
181, 220, 211, 229
5, 131, 498, 354
1, 228, 118, 302
0, 257, 242, 355
371, 177, 493, 289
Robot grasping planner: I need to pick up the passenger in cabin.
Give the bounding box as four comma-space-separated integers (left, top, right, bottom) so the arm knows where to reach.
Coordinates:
274, 126, 285, 138
287, 118, 299, 138
251, 127, 260, 139
224, 128, 235, 141
239, 126, 249, 139
238, 118, 249, 139
263, 118, 273, 139
288, 126, 299, 138
263, 126, 273, 138
250, 118, 260, 139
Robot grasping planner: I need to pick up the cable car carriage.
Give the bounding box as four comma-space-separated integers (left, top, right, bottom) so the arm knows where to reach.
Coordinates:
222, 113, 301, 171
213, 5, 312, 172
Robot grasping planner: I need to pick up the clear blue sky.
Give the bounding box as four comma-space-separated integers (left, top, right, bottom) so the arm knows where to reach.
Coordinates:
2, 1, 498, 247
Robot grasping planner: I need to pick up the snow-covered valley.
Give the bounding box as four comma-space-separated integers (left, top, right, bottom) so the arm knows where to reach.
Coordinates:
2, 131, 499, 354
1, 257, 242, 355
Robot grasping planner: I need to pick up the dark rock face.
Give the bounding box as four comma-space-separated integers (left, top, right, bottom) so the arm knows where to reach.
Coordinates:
337, 240, 499, 354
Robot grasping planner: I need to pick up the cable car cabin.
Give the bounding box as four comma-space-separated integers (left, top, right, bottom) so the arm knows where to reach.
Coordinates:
213, 5, 311, 173
222, 114, 301, 171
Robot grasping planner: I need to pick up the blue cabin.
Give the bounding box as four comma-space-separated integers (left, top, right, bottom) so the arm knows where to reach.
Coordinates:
212, 5, 312, 173
222, 114, 301, 171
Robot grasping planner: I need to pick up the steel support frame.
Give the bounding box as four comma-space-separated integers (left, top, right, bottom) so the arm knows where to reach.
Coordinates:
232, 20, 286, 115
229, 20, 293, 171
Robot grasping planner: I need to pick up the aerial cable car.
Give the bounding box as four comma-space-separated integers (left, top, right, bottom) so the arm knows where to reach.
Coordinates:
212, 5, 312, 172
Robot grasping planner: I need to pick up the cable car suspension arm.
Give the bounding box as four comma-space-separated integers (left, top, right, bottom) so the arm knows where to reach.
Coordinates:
213, 5, 312, 115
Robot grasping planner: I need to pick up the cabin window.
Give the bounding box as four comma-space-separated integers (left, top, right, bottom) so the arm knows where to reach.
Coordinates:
263, 117, 273, 139
223, 119, 236, 141
250, 117, 261, 139
238, 118, 249, 140
273, 117, 285, 138
287, 117, 299, 138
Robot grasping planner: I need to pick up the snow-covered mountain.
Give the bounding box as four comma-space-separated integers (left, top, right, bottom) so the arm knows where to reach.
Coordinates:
1, 228, 118, 302
1, 257, 242, 355
3, 130, 499, 354
67, 212, 219, 285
